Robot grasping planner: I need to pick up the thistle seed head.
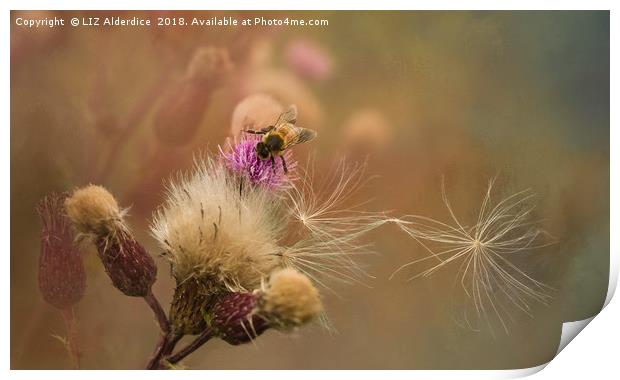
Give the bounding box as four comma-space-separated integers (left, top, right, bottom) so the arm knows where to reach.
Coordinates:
209, 268, 321, 345
151, 158, 284, 292
64, 184, 122, 236
259, 268, 322, 329
66, 185, 156, 298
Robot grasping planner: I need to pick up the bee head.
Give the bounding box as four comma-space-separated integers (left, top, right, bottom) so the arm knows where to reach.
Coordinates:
256, 142, 270, 160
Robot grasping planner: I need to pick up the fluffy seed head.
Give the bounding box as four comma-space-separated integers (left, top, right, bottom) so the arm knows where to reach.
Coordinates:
65, 185, 122, 236
151, 158, 284, 291
65, 185, 156, 298
260, 268, 322, 328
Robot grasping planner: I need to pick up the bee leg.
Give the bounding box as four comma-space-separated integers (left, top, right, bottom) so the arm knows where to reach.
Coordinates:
243, 129, 266, 135
280, 156, 288, 174
270, 156, 276, 174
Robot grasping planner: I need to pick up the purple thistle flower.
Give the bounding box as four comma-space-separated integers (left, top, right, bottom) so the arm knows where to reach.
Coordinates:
220, 136, 296, 190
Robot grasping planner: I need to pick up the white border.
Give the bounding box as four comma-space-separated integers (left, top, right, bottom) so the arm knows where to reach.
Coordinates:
1, 0, 618, 10
3, 1, 617, 378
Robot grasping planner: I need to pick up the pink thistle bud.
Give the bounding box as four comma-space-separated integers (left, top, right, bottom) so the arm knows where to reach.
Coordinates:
285, 39, 334, 82
220, 136, 296, 190
209, 292, 268, 345
153, 47, 232, 146
36, 193, 86, 310
95, 231, 156, 297
229, 93, 283, 137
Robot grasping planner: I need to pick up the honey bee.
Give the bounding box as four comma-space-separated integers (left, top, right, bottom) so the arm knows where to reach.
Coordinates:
244, 105, 317, 174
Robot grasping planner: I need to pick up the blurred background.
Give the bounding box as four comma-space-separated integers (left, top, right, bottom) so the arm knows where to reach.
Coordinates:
11, 11, 609, 369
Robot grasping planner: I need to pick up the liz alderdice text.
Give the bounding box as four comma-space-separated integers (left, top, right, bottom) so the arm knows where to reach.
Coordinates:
14, 15, 329, 29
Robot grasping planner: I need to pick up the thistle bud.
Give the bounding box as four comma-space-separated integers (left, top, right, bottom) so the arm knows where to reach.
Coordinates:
185, 46, 233, 82
285, 38, 334, 82
209, 292, 268, 345
65, 185, 156, 297
209, 268, 322, 345
94, 232, 156, 297
153, 46, 232, 146
36, 193, 86, 310
229, 93, 283, 137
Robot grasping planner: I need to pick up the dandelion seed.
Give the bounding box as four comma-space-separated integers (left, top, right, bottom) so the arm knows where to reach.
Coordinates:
281, 158, 392, 289
392, 177, 554, 334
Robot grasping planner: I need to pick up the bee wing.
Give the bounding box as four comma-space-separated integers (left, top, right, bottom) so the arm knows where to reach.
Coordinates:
282, 126, 318, 150
275, 105, 298, 125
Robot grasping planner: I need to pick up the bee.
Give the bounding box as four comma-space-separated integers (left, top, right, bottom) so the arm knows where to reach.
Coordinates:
244, 105, 317, 174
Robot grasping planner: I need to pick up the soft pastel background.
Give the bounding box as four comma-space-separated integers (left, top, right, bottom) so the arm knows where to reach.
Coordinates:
11, 11, 609, 369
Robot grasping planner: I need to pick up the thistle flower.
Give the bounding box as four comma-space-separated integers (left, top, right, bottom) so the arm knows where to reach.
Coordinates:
152, 141, 393, 338
209, 268, 322, 345
391, 178, 554, 333
220, 135, 295, 190
36, 192, 86, 310
65, 185, 156, 297
151, 158, 284, 334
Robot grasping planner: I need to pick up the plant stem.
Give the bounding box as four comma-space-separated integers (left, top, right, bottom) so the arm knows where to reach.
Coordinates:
165, 328, 214, 365
146, 331, 183, 370
144, 289, 170, 333
60, 307, 80, 369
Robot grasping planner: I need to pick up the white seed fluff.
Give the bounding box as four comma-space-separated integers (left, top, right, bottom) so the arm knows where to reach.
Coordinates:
151, 158, 286, 291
